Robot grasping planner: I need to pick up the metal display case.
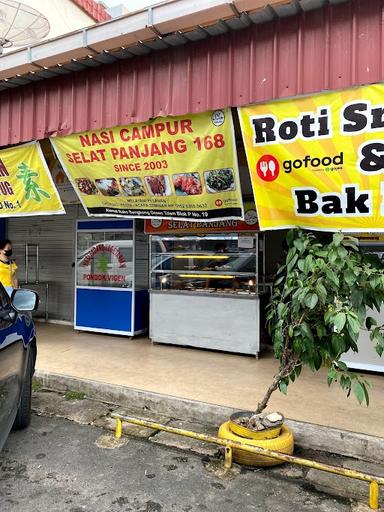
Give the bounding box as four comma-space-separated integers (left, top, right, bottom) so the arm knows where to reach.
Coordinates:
75, 219, 148, 336
149, 233, 266, 356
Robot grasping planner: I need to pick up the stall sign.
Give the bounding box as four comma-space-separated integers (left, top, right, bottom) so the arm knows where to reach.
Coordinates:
77, 242, 130, 288
144, 204, 258, 234
239, 83, 384, 232
51, 109, 243, 221
0, 142, 64, 217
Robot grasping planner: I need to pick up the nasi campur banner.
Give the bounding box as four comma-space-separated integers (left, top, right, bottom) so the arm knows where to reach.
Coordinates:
0, 142, 64, 217
239, 83, 384, 231
51, 109, 243, 220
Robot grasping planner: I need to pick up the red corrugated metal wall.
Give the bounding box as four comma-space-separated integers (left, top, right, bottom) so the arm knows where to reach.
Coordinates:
0, 0, 383, 146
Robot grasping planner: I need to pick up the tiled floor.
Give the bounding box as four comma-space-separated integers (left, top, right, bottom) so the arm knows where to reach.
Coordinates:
36, 323, 384, 437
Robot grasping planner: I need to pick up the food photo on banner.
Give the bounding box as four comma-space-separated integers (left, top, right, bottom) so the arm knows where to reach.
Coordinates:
238, 82, 384, 232
50, 109, 244, 221
0, 142, 64, 217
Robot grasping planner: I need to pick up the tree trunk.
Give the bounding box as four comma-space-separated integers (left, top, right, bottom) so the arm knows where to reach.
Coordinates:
254, 365, 292, 415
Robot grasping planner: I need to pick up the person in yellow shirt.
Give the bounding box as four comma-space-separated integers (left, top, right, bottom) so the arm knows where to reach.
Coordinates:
0, 239, 18, 293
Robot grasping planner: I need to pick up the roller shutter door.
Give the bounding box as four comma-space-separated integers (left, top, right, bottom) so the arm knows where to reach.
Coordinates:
7, 205, 86, 322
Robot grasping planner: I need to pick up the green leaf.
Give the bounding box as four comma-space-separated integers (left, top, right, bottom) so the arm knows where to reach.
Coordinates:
277, 302, 288, 318
286, 247, 297, 264
300, 321, 314, 342
316, 282, 327, 303
331, 335, 345, 357
327, 368, 338, 386
293, 239, 304, 252
337, 361, 348, 371
333, 232, 344, 246
287, 253, 299, 273
347, 314, 361, 334
337, 246, 348, 259
297, 259, 305, 272
274, 274, 285, 286
279, 380, 288, 395
333, 312, 346, 332
304, 254, 314, 274
325, 268, 339, 287
304, 292, 318, 310
365, 316, 377, 330
351, 289, 364, 308
353, 382, 366, 405
344, 269, 356, 287
286, 230, 295, 246
316, 323, 327, 338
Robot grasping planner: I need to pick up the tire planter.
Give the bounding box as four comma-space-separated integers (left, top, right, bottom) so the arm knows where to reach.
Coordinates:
218, 421, 294, 467
229, 411, 282, 440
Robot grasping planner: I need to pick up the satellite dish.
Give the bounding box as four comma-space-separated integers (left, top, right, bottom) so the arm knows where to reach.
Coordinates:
0, 0, 50, 54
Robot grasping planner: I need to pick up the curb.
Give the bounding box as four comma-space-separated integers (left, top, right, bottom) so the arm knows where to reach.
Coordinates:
34, 370, 384, 464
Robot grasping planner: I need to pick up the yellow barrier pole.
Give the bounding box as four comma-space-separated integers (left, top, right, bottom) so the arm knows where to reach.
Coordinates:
115, 417, 122, 439
370, 482, 379, 510
112, 414, 383, 509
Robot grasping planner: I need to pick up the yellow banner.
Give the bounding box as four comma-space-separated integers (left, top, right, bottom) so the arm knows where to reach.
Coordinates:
51, 109, 243, 221
239, 83, 384, 231
0, 142, 64, 217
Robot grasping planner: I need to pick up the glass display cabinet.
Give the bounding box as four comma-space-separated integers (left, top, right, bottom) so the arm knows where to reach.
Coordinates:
75, 219, 148, 336
149, 233, 266, 356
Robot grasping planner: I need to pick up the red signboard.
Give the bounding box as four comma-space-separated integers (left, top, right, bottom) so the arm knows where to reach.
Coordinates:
145, 205, 259, 234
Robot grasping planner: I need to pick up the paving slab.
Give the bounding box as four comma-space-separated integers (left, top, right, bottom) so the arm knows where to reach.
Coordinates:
306, 461, 384, 508
150, 419, 220, 456
32, 390, 110, 425
94, 408, 172, 439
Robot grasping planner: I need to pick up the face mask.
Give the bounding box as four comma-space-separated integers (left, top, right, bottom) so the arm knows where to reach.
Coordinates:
4, 249, 12, 257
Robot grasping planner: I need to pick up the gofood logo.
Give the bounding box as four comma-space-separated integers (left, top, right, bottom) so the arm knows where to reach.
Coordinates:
256, 155, 280, 182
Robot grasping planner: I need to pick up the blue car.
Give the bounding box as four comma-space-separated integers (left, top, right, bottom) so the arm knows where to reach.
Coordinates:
0, 285, 38, 451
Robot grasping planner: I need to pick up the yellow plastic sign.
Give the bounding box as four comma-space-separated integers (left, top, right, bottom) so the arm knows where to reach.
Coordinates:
239, 83, 384, 232
51, 109, 243, 221
0, 142, 64, 217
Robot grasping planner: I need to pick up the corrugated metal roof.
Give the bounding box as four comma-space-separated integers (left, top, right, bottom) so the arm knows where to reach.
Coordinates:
0, 0, 347, 85
0, 0, 380, 147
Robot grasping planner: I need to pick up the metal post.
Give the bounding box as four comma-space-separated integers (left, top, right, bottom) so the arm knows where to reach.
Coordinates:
25, 244, 29, 284
224, 446, 232, 469
36, 245, 39, 283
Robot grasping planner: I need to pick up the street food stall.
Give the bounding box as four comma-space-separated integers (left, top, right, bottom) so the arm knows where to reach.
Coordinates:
146, 207, 267, 356
75, 219, 148, 335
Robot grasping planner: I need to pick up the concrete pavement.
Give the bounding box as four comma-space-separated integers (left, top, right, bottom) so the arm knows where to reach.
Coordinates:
0, 414, 355, 512
35, 323, 384, 438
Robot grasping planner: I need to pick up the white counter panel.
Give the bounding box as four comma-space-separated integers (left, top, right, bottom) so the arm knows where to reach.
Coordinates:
150, 292, 260, 355
342, 308, 384, 373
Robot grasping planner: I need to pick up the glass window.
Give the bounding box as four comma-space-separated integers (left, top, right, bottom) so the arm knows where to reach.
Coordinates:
77, 231, 133, 288
150, 234, 261, 295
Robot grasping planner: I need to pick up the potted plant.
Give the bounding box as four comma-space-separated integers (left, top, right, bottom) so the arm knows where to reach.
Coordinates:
219, 230, 384, 466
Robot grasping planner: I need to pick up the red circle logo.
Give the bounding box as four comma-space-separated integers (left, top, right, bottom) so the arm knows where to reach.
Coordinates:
215, 199, 223, 207
256, 155, 280, 182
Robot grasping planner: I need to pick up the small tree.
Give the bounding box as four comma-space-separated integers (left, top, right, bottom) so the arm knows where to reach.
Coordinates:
255, 229, 384, 416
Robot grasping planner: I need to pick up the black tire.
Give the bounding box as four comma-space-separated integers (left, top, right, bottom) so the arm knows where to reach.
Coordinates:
13, 347, 34, 430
